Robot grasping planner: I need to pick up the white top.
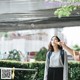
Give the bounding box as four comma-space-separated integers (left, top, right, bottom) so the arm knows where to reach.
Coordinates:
49, 51, 63, 67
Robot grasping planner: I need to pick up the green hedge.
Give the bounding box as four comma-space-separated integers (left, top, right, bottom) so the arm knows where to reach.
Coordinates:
68, 61, 80, 80
0, 60, 45, 80
0, 60, 80, 80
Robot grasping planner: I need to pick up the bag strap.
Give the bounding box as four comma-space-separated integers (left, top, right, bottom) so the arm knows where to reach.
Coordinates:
60, 50, 64, 65
48, 51, 52, 65
48, 51, 52, 60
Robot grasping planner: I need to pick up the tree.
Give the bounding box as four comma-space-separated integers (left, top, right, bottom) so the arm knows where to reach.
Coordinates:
72, 44, 80, 51
46, 0, 80, 18
54, 5, 78, 18
7, 49, 21, 61
35, 47, 47, 61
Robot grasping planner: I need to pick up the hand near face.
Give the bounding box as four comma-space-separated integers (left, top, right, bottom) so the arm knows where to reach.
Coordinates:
54, 41, 65, 47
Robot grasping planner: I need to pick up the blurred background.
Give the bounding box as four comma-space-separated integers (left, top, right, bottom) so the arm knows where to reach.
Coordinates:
0, 27, 80, 62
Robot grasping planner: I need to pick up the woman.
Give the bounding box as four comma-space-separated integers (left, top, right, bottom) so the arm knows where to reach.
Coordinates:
44, 36, 68, 80
59, 41, 80, 61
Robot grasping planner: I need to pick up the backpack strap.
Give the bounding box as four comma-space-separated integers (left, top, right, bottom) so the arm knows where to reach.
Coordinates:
48, 51, 52, 64
60, 50, 64, 65
48, 51, 52, 60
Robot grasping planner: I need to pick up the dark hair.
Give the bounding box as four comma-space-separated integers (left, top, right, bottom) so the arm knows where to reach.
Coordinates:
48, 36, 62, 51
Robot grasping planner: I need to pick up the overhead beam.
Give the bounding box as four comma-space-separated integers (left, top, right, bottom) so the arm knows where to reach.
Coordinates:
0, 19, 80, 32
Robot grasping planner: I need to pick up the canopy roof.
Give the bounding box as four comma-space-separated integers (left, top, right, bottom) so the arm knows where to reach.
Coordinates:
0, 0, 80, 31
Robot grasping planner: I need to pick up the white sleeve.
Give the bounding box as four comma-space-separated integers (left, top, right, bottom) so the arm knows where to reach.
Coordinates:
63, 51, 68, 80
44, 52, 49, 80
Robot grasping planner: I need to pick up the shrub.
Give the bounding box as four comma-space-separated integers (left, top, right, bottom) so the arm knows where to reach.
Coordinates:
68, 61, 80, 80
7, 49, 21, 61
0, 60, 80, 80
35, 47, 47, 61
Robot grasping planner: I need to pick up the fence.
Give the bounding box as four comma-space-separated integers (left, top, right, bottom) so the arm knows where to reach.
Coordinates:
0, 67, 38, 80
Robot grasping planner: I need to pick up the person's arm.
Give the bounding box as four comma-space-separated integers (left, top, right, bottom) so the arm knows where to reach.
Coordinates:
60, 42, 79, 56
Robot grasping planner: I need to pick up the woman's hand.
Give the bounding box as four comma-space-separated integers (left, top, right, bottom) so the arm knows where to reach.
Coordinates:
55, 41, 65, 47
60, 41, 66, 47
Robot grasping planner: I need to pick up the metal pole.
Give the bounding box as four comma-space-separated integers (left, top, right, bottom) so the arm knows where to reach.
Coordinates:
0, 67, 37, 71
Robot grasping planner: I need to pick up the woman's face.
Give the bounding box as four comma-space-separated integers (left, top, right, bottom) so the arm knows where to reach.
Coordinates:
51, 37, 59, 46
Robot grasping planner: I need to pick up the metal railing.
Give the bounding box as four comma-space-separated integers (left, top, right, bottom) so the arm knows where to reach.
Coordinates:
0, 67, 38, 80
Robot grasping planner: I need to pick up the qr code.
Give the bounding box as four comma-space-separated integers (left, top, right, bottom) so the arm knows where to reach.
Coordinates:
1, 68, 11, 79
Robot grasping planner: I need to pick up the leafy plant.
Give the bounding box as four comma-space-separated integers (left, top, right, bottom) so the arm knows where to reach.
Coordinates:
7, 49, 21, 61
47, 0, 80, 18
72, 44, 80, 51
35, 47, 47, 61
54, 5, 77, 18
